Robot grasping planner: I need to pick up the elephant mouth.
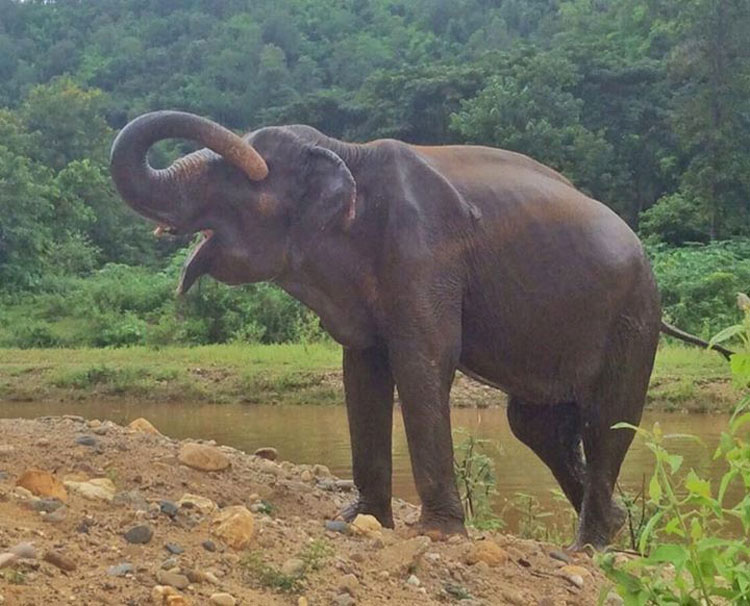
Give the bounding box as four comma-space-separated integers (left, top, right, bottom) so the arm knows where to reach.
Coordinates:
153, 224, 216, 295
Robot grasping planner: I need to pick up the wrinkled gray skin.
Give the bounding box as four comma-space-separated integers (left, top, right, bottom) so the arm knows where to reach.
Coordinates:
111, 111, 664, 549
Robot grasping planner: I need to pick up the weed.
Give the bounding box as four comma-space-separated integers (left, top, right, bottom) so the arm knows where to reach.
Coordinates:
299, 538, 334, 572
453, 429, 504, 530
241, 538, 333, 593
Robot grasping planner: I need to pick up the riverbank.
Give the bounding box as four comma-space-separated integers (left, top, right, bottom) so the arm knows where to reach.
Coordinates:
0, 343, 734, 412
0, 415, 609, 605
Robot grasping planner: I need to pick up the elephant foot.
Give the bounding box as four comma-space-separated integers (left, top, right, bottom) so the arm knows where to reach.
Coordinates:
570, 499, 626, 552
409, 512, 467, 541
337, 499, 394, 529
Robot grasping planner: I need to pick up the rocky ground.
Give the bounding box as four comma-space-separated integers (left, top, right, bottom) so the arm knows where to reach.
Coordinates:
0, 416, 619, 605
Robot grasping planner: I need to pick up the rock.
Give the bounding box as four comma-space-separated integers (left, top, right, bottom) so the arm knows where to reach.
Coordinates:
107, 563, 134, 577
538, 597, 556, 606
465, 540, 508, 567
325, 520, 350, 534
177, 493, 217, 515
178, 443, 230, 472
549, 549, 571, 564
376, 536, 431, 574
124, 524, 153, 544
156, 570, 190, 590
312, 463, 331, 477
0, 445, 15, 456
338, 573, 359, 595
406, 574, 421, 587
35, 438, 50, 447
211, 506, 255, 550
209, 594, 236, 606
298, 598, 309, 606
281, 558, 306, 577
185, 569, 208, 583
16, 469, 67, 501
64, 478, 116, 501
560, 564, 591, 589
43, 506, 68, 524
162, 558, 178, 570
300, 469, 314, 482
30, 498, 64, 513
335, 480, 355, 491
113, 490, 149, 511
350, 514, 382, 537
75, 435, 97, 447
160, 500, 179, 517
129, 417, 161, 435
606, 593, 625, 606
151, 585, 186, 605
501, 589, 526, 605
201, 540, 217, 552
0, 553, 18, 569
43, 550, 76, 572
333, 593, 356, 606
10, 542, 37, 559
253, 447, 278, 461
165, 543, 184, 555
87, 419, 102, 428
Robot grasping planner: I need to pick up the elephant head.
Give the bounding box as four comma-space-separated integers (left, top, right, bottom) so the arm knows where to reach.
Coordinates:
110, 111, 357, 294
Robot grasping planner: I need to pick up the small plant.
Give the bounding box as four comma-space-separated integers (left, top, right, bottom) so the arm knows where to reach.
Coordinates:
453, 429, 503, 530
241, 538, 333, 594
599, 294, 750, 605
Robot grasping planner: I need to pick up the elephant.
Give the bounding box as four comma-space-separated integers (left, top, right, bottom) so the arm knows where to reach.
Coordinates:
110, 111, 730, 549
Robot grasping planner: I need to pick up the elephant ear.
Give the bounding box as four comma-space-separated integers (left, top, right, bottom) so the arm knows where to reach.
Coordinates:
300, 146, 357, 231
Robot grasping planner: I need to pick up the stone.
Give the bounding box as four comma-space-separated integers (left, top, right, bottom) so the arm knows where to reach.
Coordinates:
211, 506, 255, 550
406, 574, 421, 587
0, 445, 15, 456
30, 498, 64, 513
501, 589, 526, 605
64, 478, 116, 501
0, 553, 18, 569
185, 569, 208, 583
281, 558, 306, 577
151, 585, 185, 605
606, 594, 625, 606
312, 463, 331, 477
87, 419, 102, 428
298, 598, 309, 606
113, 490, 149, 511
162, 558, 178, 571
17, 469, 67, 501
338, 573, 359, 595
10, 543, 37, 559
75, 435, 97, 447
124, 524, 153, 544
43, 550, 76, 572
43, 506, 68, 524
128, 417, 161, 435
548, 549, 571, 564
350, 514, 382, 537
107, 563, 134, 577
209, 594, 236, 606
333, 593, 356, 606
201, 540, 217, 552
160, 500, 179, 517
376, 536, 431, 574
156, 570, 190, 590
560, 564, 593, 586
325, 520, 350, 534
253, 447, 278, 461
177, 493, 217, 515
178, 443, 230, 472
465, 540, 508, 567
165, 543, 184, 555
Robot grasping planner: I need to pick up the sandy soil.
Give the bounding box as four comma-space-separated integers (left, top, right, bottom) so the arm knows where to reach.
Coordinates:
0, 416, 618, 605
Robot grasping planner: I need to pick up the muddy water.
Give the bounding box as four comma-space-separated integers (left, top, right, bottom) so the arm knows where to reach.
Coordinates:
1, 401, 732, 533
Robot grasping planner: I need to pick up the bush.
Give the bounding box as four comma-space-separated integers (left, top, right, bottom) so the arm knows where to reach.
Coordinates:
649, 240, 750, 337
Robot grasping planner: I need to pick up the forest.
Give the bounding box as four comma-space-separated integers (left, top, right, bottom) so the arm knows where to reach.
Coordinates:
0, 0, 749, 347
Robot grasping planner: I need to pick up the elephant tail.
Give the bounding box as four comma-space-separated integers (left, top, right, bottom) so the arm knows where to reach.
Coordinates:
660, 321, 733, 361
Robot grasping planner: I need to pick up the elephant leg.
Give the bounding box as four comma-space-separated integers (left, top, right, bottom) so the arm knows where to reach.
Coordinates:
388, 337, 466, 538
574, 320, 658, 550
506, 398, 586, 513
339, 344, 396, 528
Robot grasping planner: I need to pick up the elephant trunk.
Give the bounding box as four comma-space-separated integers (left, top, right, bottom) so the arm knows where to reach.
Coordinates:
110, 111, 268, 225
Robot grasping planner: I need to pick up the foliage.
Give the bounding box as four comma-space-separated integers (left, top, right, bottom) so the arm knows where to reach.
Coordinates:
453, 429, 503, 530
599, 298, 750, 605
241, 538, 333, 593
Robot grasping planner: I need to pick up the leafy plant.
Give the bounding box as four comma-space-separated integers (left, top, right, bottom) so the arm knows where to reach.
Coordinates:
599, 295, 750, 605
453, 429, 503, 530
241, 538, 333, 594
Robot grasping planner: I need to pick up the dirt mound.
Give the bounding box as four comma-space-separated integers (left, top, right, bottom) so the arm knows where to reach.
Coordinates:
0, 417, 612, 605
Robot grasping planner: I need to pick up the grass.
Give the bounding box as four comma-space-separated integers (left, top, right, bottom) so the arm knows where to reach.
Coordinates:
0, 342, 736, 412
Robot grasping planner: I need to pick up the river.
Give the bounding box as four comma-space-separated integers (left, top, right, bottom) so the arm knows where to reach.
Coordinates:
1, 401, 732, 538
